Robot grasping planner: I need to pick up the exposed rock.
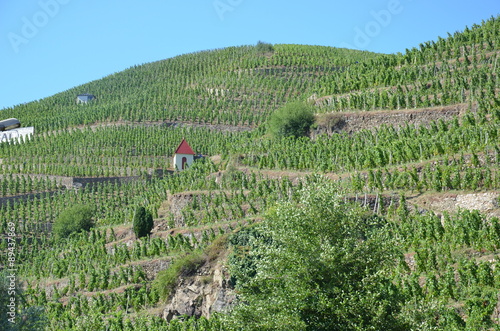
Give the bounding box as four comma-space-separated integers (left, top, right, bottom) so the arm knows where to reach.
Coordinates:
454, 192, 499, 215
162, 258, 235, 321
415, 191, 500, 219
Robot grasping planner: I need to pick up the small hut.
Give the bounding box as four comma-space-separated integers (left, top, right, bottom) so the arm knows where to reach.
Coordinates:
76, 93, 96, 104
172, 139, 195, 170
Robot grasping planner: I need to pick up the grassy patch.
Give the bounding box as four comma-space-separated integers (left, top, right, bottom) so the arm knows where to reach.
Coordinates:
152, 234, 229, 302
205, 234, 229, 262
153, 250, 205, 302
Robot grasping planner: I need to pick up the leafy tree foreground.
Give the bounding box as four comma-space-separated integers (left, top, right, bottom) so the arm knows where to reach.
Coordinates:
227, 178, 407, 330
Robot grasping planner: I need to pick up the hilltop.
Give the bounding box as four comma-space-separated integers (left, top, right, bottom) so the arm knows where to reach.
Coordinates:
1, 44, 380, 131
0, 15, 500, 331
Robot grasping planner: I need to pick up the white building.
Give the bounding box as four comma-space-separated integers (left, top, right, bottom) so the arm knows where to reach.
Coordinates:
0, 127, 34, 144
172, 139, 195, 170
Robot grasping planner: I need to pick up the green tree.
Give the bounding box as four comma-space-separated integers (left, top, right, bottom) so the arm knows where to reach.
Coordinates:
255, 41, 274, 53
53, 204, 95, 239
267, 102, 315, 138
133, 206, 154, 238
227, 178, 407, 330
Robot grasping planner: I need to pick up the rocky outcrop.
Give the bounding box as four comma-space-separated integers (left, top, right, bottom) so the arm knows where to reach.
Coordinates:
415, 191, 500, 219
162, 257, 235, 321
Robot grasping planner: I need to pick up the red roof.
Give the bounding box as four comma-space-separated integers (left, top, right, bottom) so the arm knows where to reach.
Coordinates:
174, 139, 195, 155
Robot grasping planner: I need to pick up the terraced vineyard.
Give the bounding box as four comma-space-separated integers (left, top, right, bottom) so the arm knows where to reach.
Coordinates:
1, 16, 500, 330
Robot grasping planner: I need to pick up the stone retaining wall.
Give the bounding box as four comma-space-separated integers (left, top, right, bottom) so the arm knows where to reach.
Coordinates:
313, 104, 473, 136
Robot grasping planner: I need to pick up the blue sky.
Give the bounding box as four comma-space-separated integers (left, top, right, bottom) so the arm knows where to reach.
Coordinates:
0, 0, 498, 110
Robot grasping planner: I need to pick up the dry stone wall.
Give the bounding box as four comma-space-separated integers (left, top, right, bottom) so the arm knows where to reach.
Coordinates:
313, 104, 473, 136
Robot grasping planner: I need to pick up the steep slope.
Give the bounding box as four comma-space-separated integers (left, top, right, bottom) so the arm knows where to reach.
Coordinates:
0, 15, 500, 331
1, 45, 381, 131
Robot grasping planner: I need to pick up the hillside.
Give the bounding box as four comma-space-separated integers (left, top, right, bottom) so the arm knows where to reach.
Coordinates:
0, 15, 500, 330
1, 45, 380, 131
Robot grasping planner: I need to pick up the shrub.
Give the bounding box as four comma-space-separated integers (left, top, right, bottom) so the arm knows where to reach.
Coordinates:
255, 40, 274, 53
53, 204, 95, 239
267, 101, 315, 138
133, 206, 154, 238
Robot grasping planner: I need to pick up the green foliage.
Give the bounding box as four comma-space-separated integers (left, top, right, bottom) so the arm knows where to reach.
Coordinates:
0, 271, 47, 331
255, 41, 274, 53
53, 204, 95, 239
133, 206, 154, 238
228, 179, 407, 330
267, 101, 315, 138
398, 300, 466, 330
228, 225, 270, 288
152, 235, 229, 303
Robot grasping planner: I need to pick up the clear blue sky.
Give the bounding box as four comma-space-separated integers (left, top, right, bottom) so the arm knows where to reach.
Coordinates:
1, 0, 498, 110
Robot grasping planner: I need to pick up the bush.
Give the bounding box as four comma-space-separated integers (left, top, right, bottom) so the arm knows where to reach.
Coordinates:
53, 204, 94, 239
267, 102, 315, 138
255, 41, 274, 53
133, 206, 154, 238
